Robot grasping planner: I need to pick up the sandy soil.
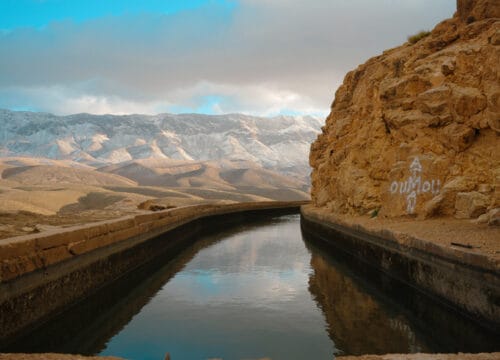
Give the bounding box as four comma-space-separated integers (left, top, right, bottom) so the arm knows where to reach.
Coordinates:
304, 206, 500, 264
338, 353, 500, 360
0, 354, 122, 360
353, 215, 499, 258
0, 159, 310, 240
0, 209, 140, 240
0, 188, 258, 240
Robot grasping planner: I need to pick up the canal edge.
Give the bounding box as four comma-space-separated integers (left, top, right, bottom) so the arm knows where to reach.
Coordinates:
0, 201, 307, 345
300, 204, 500, 333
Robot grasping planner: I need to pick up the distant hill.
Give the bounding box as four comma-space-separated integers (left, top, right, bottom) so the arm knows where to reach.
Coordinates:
0, 111, 319, 224
0, 109, 322, 182
2, 163, 137, 187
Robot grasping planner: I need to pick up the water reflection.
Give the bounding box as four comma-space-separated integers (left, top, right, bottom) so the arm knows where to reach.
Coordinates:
301, 220, 500, 355
307, 247, 429, 354
4, 214, 498, 360
98, 215, 334, 360
3, 217, 215, 354
5, 215, 336, 360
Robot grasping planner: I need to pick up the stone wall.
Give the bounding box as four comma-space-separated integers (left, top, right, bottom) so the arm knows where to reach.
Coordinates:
301, 205, 500, 331
0, 201, 305, 344
0, 202, 303, 284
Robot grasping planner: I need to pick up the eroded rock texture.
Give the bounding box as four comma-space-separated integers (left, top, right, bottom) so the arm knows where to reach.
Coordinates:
310, 0, 499, 219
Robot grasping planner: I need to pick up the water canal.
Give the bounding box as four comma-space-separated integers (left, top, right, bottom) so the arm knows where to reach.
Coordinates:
4, 214, 499, 359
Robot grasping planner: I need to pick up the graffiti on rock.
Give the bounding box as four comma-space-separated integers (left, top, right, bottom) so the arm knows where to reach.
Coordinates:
389, 157, 441, 214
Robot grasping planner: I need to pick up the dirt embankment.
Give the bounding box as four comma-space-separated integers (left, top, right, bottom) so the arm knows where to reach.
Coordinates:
0, 355, 122, 360
338, 353, 500, 360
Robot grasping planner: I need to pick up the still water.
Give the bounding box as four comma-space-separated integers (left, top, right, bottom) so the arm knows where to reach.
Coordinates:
100, 214, 335, 359
5, 214, 499, 359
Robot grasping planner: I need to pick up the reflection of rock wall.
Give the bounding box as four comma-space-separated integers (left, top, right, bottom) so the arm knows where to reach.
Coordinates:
307, 252, 427, 355
310, 0, 500, 218
302, 217, 500, 352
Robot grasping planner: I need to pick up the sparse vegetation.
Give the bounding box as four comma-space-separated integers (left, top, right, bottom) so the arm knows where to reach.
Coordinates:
370, 207, 380, 218
407, 30, 431, 44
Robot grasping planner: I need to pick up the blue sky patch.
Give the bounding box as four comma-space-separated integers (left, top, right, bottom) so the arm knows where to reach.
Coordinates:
0, 0, 237, 30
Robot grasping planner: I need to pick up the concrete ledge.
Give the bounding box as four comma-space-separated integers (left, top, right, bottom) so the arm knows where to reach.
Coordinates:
337, 353, 500, 360
300, 205, 500, 331
0, 202, 306, 284
0, 354, 122, 360
0, 201, 306, 345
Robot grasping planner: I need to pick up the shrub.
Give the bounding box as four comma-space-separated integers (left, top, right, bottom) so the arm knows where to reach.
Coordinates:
370, 208, 380, 218
407, 30, 431, 44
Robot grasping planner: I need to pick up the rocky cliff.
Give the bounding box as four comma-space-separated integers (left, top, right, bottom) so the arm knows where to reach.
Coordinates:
310, 0, 499, 220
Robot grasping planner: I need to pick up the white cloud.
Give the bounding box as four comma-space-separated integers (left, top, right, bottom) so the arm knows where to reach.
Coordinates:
0, 86, 170, 115
0, 80, 335, 117
0, 0, 456, 115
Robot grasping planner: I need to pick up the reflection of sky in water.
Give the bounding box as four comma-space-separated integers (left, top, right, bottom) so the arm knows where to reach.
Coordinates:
100, 215, 335, 360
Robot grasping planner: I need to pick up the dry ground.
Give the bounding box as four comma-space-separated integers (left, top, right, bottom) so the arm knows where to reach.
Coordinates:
0, 157, 310, 240
303, 205, 500, 265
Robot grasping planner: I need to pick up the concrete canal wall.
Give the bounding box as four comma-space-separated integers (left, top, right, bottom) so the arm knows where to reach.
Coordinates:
0, 201, 305, 345
301, 205, 500, 332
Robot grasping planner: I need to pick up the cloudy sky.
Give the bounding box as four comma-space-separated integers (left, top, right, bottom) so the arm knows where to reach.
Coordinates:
0, 0, 455, 117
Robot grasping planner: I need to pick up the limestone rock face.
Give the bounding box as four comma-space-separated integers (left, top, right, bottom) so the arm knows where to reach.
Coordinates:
457, 0, 500, 22
455, 191, 489, 218
310, 0, 499, 219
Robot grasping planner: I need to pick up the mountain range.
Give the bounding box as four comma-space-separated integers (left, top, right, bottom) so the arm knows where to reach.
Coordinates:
0, 109, 321, 182
0, 110, 321, 229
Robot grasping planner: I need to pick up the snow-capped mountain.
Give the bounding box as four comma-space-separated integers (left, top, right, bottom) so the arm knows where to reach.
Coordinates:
0, 109, 322, 179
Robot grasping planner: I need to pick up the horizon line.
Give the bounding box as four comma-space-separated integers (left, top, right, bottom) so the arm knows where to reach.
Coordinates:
0, 108, 327, 119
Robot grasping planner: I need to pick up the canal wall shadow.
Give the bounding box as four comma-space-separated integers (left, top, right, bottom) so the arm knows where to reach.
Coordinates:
301, 219, 500, 355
